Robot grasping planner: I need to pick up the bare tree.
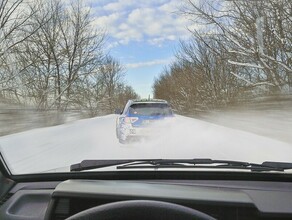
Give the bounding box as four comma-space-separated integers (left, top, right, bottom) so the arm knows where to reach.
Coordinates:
0, 0, 138, 119
154, 38, 241, 114
99, 55, 125, 112
0, 0, 48, 95
73, 65, 138, 116
58, 0, 105, 109
154, 0, 291, 114
181, 0, 291, 92
13, 0, 63, 109
12, 0, 105, 110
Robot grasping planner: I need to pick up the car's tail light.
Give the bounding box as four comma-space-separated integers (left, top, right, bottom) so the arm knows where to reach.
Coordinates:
124, 117, 139, 124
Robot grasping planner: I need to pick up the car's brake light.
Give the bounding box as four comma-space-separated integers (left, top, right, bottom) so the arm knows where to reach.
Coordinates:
124, 117, 139, 124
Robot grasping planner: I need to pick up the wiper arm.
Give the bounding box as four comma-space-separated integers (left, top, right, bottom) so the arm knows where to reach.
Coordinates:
117, 159, 292, 172
70, 159, 221, 172
71, 159, 292, 172
71, 160, 133, 171
70, 159, 216, 172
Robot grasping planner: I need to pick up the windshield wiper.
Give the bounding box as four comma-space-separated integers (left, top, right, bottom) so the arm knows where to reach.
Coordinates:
71, 160, 133, 171
70, 159, 292, 172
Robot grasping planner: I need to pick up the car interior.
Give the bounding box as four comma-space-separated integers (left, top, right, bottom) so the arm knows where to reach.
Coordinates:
1, 164, 292, 220
0, 0, 291, 220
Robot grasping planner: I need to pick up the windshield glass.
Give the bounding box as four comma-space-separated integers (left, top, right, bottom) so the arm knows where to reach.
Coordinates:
0, 0, 291, 175
129, 103, 172, 116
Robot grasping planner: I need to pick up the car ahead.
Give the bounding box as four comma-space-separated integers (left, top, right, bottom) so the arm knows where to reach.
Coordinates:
116, 99, 174, 143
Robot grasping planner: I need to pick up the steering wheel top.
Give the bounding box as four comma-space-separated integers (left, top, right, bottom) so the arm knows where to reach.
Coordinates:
67, 200, 216, 220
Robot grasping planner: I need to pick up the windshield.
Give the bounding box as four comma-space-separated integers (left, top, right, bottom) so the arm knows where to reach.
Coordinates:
0, 0, 291, 175
129, 103, 172, 116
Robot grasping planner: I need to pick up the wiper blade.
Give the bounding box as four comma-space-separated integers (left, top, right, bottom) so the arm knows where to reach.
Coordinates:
262, 161, 292, 170
117, 159, 292, 172
70, 159, 292, 172
70, 159, 225, 172
70, 159, 219, 172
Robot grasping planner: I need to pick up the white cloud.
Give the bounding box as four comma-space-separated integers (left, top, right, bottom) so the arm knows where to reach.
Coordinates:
93, 13, 120, 29
125, 58, 172, 69
91, 0, 197, 46
106, 41, 120, 50
103, 0, 137, 11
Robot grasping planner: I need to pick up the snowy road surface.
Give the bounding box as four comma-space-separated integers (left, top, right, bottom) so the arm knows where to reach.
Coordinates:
1, 114, 292, 174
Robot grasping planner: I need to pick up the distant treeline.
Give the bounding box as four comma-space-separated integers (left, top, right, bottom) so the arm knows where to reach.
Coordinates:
153, 0, 291, 114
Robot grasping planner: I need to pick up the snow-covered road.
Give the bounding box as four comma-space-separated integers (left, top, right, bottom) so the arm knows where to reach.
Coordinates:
1, 115, 292, 174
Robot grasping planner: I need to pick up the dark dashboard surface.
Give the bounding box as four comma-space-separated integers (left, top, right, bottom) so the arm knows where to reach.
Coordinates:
0, 179, 292, 220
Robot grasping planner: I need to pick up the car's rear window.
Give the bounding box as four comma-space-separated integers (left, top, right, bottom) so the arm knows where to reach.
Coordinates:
129, 103, 173, 116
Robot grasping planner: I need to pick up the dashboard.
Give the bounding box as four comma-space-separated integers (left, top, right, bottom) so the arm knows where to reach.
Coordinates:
0, 178, 292, 220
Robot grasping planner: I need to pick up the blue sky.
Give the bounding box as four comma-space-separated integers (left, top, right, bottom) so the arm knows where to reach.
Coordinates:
87, 0, 195, 98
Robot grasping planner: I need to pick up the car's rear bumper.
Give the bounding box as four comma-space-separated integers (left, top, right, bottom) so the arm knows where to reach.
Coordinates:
118, 118, 174, 142
128, 127, 153, 135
